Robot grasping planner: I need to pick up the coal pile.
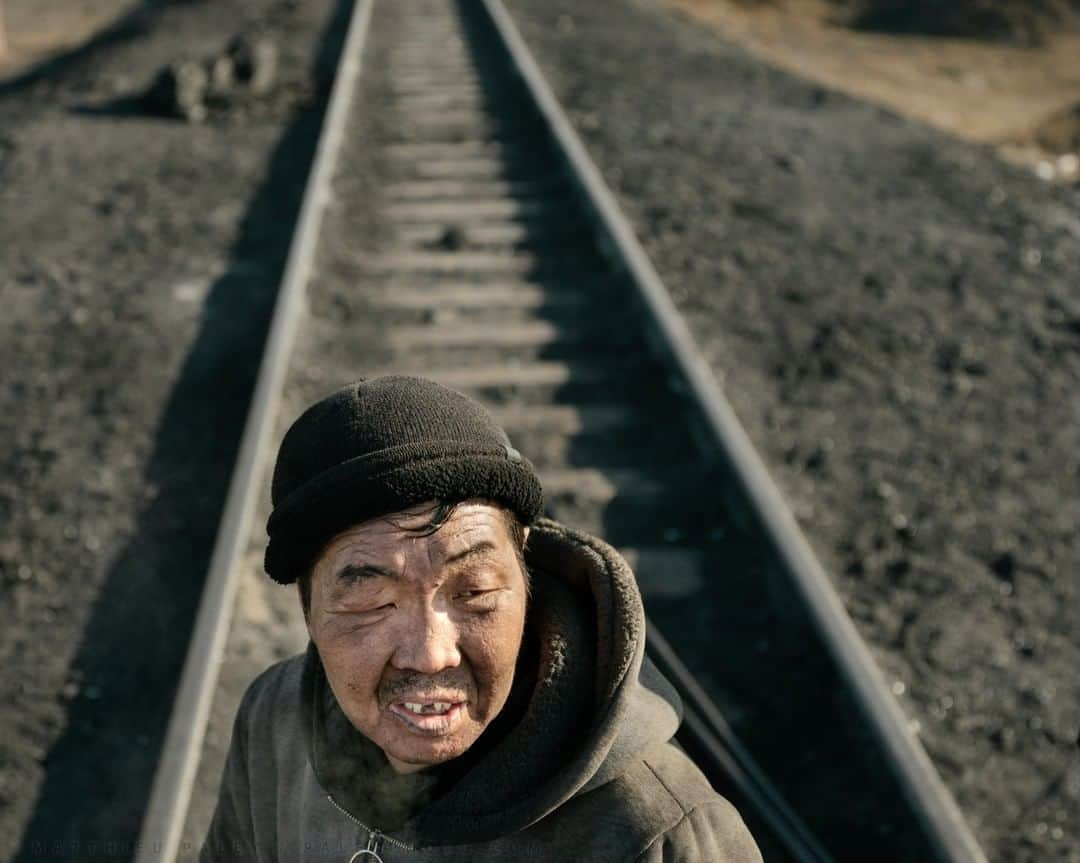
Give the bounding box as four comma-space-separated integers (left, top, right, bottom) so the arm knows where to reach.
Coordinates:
839, 0, 1080, 43
141, 35, 279, 122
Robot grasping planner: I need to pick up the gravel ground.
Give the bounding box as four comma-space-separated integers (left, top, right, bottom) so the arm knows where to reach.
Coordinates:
504, 1, 1080, 860
0, 0, 346, 856
3, 0, 1077, 859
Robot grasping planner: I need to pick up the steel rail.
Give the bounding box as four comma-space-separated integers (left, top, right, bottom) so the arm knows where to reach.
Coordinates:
478, 1, 988, 861
133, 0, 375, 858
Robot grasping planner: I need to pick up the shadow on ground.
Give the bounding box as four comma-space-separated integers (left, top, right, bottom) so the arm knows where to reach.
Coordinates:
12, 0, 352, 858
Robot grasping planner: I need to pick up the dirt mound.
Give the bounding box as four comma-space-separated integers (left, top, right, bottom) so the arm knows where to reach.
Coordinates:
841, 0, 1080, 43
140, 35, 280, 123
1031, 102, 1080, 153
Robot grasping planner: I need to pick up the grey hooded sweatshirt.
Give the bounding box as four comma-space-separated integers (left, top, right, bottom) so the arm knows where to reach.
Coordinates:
201, 519, 762, 862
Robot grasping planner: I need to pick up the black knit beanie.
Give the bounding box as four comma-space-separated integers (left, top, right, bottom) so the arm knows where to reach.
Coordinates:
264, 375, 544, 584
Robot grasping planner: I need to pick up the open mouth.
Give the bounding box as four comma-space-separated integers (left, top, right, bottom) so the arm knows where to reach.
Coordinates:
406, 700, 455, 714
388, 699, 467, 735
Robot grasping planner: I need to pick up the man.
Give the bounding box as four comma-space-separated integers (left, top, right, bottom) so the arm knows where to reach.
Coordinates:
202, 375, 761, 862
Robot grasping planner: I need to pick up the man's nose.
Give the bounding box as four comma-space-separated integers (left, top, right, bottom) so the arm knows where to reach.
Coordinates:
391, 603, 462, 674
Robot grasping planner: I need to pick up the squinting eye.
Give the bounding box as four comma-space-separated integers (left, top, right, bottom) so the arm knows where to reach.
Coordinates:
457, 589, 495, 602
357, 603, 394, 617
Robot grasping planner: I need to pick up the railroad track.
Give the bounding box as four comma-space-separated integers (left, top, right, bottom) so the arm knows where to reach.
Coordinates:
137, 1, 986, 860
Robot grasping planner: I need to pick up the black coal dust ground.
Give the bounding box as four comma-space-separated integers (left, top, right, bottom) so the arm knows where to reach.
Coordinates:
0, 0, 347, 856
505, 1, 1080, 860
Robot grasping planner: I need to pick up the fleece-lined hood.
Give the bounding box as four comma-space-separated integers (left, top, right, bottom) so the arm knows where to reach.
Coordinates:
302, 518, 683, 847
203, 519, 763, 862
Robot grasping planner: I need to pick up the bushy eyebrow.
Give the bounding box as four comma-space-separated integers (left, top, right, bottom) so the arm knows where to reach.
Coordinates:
333, 562, 401, 587
325, 563, 398, 605
326, 541, 502, 602
443, 540, 500, 568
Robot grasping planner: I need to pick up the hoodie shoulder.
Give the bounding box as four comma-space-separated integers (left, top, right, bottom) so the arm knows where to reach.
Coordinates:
553, 741, 760, 863
233, 651, 309, 766
633, 797, 763, 863
201, 654, 308, 862
239, 653, 306, 712
633, 743, 762, 862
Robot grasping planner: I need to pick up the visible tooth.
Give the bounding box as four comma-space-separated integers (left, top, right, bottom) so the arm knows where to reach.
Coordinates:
434, 702, 450, 712
405, 702, 423, 713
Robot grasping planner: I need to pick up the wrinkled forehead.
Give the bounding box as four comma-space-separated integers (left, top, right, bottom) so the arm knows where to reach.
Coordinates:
316, 501, 512, 571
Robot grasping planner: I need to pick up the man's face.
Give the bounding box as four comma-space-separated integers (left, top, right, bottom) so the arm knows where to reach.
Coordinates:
306, 501, 529, 774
